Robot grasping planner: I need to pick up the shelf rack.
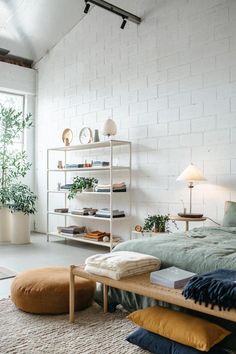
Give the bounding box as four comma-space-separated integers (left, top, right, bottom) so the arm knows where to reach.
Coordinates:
47, 139, 132, 250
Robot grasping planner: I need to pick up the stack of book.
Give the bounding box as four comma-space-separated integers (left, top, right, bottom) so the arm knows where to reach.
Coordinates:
71, 208, 97, 216
95, 208, 125, 218
64, 163, 84, 169
95, 182, 126, 192
84, 231, 110, 241
150, 266, 196, 289
60, 225, 86, 235
92, 161, 109, 167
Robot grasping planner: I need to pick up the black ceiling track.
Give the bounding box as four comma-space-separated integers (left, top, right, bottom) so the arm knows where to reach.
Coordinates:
84, 0, 141, 29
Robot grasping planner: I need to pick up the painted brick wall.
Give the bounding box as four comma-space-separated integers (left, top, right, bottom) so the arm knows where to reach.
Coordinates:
35, 0, 236, 236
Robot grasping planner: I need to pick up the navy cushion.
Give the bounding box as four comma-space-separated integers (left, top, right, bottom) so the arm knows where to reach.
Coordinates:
126, 328, 229, 354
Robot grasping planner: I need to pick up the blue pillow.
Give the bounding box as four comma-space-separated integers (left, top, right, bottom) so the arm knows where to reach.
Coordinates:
126, 328, 229, 354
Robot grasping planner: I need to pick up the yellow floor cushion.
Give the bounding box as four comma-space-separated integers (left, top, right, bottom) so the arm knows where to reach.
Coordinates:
11, 267, 96, 314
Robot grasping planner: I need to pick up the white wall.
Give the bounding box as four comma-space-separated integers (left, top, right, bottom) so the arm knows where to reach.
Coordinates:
35, 0, 236, 236
0, 62, 36, 228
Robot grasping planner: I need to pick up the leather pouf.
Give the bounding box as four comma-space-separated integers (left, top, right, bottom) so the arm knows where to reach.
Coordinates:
11, 267, 96, 314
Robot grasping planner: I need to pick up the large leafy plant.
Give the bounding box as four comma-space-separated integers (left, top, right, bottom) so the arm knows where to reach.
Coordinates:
68, 176, 98, 200
9, 184, 37, 215
0, 105, 34, 208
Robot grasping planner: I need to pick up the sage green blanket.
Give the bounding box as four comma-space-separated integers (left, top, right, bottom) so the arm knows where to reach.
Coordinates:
114, 226, 236, 273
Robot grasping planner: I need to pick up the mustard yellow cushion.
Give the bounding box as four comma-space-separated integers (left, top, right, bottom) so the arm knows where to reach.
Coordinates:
11, 267, 96, 314
127, 306, 230, 352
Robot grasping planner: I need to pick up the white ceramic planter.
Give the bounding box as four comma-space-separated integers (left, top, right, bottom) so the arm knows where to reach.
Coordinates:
11, 212, 30, 244
0, 207, 11, 243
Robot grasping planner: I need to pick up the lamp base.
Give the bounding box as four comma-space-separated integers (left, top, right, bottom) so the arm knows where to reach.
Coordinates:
178, 213, 203, 218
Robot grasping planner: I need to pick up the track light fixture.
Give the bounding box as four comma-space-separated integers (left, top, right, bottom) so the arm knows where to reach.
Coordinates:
120, 17, 127, 30
84, 1, 91, 14
83, 0, 141, 29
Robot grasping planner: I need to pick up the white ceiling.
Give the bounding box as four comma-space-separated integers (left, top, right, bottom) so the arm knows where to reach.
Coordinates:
0, 0, 86, 62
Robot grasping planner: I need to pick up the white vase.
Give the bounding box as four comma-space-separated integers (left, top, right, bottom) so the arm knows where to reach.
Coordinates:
0, 208, 11, 243
11, 212, 30, 244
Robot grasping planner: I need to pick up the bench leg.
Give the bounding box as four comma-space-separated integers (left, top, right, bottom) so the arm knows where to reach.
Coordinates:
69, 265, 75, 323
103, 284, 109, 313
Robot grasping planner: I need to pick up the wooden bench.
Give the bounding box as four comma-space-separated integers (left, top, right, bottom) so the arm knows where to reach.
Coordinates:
69, 264, 236, 323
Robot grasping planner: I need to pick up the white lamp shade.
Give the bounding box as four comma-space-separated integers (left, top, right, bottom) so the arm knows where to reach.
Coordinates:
102, 118, 117, 136
177, 163, 207, 182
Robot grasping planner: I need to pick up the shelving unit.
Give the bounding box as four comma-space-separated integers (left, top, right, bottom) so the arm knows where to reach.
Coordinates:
47, 139, 132, 250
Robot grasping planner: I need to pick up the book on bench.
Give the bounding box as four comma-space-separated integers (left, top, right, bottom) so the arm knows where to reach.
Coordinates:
150, 266, 196, 289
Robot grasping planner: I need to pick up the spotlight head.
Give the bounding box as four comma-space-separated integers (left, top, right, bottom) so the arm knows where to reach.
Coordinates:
84, 1, 90, 14
120, 17, 127, 29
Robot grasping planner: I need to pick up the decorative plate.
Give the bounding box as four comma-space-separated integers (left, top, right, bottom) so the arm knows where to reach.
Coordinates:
62, 128, 73, 146
79, 127, 93, 144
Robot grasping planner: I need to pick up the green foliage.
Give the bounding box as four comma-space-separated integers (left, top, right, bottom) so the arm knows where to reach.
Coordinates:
9, 184, 37, 215
0, 105, 34, 208
143, 214, 170, 232
68, 176, 98, 200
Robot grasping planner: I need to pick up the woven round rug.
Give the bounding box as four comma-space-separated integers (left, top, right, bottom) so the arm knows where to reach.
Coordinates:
0, 299, 147, 354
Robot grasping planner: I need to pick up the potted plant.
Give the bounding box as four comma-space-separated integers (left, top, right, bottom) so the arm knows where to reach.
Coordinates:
9, 184, 37, 244
143, 214, 170, 233
68, 176, 98, 200
0, 105, 33, 242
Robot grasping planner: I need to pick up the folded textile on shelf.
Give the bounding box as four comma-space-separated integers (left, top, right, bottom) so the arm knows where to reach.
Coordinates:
60, 184, 73, 190
95, 182, 126, 192
54, 208, 68, 213
84, 231, 110, 241
60, 225, 86, 234
95, 208, 125, 218
71, 208, 97, 216
85, 251, 161, 280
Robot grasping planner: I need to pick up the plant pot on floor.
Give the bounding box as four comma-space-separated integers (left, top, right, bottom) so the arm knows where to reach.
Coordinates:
11, 212, 30, 244
0, 207, 11, 243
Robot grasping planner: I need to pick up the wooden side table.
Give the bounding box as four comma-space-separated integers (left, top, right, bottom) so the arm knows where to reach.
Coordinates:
169, 215, 207, 232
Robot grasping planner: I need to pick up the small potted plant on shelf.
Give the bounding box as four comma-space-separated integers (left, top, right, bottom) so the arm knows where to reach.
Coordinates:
9, 183, 37, 244
68, 176, 98, 200
143, 214, 170, 233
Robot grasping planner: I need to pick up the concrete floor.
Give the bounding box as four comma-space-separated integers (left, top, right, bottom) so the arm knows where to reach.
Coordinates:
0, 233, 106, 299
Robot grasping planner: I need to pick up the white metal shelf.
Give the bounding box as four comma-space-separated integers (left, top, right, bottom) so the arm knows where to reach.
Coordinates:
47, 140, 132, 250
48, 166, 129, 172
47, 190, 128, 195
48, 140, 130, 152
49, 232, 121, 248
48, 211, 130, 221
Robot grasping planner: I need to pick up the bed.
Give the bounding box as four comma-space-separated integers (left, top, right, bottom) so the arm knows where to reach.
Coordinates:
95, 226, 236, 350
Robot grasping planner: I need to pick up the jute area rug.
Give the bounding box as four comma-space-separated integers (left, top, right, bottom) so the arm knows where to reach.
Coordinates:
0, 299, 147, 354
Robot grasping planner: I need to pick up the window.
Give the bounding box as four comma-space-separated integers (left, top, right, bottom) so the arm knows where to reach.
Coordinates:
0, 91, 25, 151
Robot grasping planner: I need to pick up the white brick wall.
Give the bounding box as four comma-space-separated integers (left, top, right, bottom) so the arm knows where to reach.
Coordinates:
35, 0, 236, 235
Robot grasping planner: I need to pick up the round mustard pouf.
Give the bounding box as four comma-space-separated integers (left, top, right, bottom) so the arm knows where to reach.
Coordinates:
11, 267, 96, 314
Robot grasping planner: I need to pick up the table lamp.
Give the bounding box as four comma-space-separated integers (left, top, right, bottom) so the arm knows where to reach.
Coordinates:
177, 163, 207, 218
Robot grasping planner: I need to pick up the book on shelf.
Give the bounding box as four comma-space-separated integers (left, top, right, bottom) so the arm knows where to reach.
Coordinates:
150, 266, 196, 289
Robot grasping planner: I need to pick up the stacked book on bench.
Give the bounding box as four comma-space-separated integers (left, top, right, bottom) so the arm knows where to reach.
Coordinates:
95, 182, 126, 192
95, 208, 125, 218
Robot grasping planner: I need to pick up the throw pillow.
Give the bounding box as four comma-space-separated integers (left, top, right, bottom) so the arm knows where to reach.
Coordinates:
127, 306, 230, 351
126, 328, 230, 354
222, 201, 236, 227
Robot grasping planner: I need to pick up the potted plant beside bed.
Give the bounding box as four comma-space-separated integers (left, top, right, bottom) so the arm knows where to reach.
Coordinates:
0, 106, 32, 242
143, 214, 170, 233
9, 183, 37, 244
68, 176, 98, 200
